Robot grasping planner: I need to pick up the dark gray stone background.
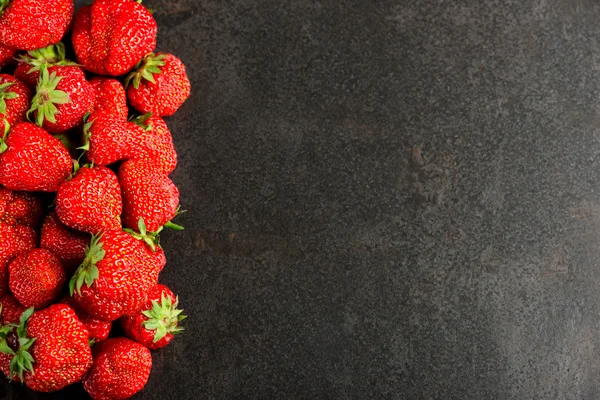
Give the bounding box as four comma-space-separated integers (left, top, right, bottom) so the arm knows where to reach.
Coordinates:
5, 0, 600, 398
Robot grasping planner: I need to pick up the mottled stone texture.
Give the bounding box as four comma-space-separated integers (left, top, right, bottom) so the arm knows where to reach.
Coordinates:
4, 0, 600, 398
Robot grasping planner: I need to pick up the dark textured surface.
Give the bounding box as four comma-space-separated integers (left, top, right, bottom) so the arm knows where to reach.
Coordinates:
5, 0, 600, 398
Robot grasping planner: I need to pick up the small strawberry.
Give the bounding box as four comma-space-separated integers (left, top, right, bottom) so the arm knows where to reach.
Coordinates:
0, 74, 32, 132
28, 66, 95, 134
15, 42, 78, 89
0, 188, 42, 227
40, 212, 89, 273
0, 294, 25, 324
0, 44, 16, 68
0, 224, 36, 297
59, 295, 112, 344
0, 122, 72, 192
0, 305, 92, 392
56, 165, 122, 234
120, 159, 182, 233
126, 53, 191, 117
8, 249, 66, 309
130, 113, 178, 175
83, 337, 152, 400
70, 229, 163, 321
72, 0, 157, 76
0, 0, 74, 50
121, 284, 186, 349
89, 77, 129, 120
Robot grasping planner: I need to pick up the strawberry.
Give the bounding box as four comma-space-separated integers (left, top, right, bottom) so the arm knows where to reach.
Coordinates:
120, 160, 182, 233
0, 74, 32, 132
0, 294, 25, 324
90, 77, 129, 120
56, 165, 122, 234
40, 212, 89, 273
0, 44, 16, 68
0, 0, 74, 50
8, 249, 65, 309
72, 0, 157, 76
0, 305, 92, 392
131, 113, 178, 175
0, 122, 72, 192
59, 295, 111, 344
121, 284, 186, 349
126, 53, 191, 117
0, 224, 36, 297
83, 337, 152, 400
28, 66, 95, 134
15, 42, 77, 89
70, 229, 163, 321
0, 188, 42, 227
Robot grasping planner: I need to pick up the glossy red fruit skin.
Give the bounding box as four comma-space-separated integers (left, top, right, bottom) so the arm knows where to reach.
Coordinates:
83, 337, 152, 400
120, 160, 180, 232
40, 212, 89, 273
59, 296, 112, 343
0, 224, 36, 297
0, 44, 16, 68
0, 123, 72, 192
36, 66, 95, 134
0, 188, 42, 227
86, 110, 139, 166
0, 74, 32, 130
0, 304, 93, 392
89, 78, 129, 120
0, 293, 25, 324
56, 166, 123, 235
128, 53, 191, 117
121, 284, 179, 349
9, 249, 66, 309
73, 230, 163, 321
72, 0, 157, 76
0, 0, 74, 50
137, 115, 178, 175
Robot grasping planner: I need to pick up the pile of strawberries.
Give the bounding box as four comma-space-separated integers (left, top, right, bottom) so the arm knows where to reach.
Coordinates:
0, 0, 191, 398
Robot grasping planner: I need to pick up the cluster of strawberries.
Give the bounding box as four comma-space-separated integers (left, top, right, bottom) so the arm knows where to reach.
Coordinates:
0, 0, 191, 398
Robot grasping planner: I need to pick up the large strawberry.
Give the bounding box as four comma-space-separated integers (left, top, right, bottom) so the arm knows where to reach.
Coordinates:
59, 295, 112, 344
15, 42, 77, 89
83, 337, 152, 400
0, 74, 32, 132
0, 294, 25, 324
127, 52, 191, 117
72, 0, 157, 76
0, 122, 72, 192
0, 224, 36, 297
0, 188, 42, 227
70, 229, 163, 321
121, 284, 186, 349
40, 212, 89, 272
90, 77, 129, 119
0, 305, 92, 392
120, 159, 181, 233
56, 165, 122, 234
28, 66, 95, 134
0, 0, 74, 50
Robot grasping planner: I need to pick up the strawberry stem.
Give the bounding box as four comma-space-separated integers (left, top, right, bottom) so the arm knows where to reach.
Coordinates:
124, 218, 162, 251
125, 53, 167, 89
142, 294, 186, 343
27, 67, 71, 127
69, 234, 104, 296
0, 307, 36, 381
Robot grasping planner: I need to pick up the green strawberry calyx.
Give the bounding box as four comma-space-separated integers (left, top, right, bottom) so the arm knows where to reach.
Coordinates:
0, 307, 37, 382
0, 0, 11, 14
130, 112, 154, 131
69, 234, 105, 296
125, 53, 167, 89
0, 81, 17, 116
0, 119, 10, 154
124, 217, 162, 252
78, 112, 93, 152
17, 42, 77, 74
27, 66, 71, 127
143, 293, 186, 342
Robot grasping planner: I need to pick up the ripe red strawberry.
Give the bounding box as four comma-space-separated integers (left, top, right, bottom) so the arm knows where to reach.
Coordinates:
83, 337, 151, 400
0, 44, 16, 68
40, 212, 89, 273
0, 294, 25, 324
0, 74, 32, 132
8, 249, 66, 309
70, 229, 163, 321
120, 160, 181, 233
0, 188, 42, 227
28, 66, 95, 134
0, 0, 74, 50
121, 284, 186, 349
0, 224, 36, 297
90, 77, 129, 119
72, 0, 157, 76
131, 113, 178, 175
127, 53, 191, 117
0, 305, 92, 391
56, 165, 122, 234
59, 295, 112, 343
15, 42, 78, 89
0, 122, 72, 192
